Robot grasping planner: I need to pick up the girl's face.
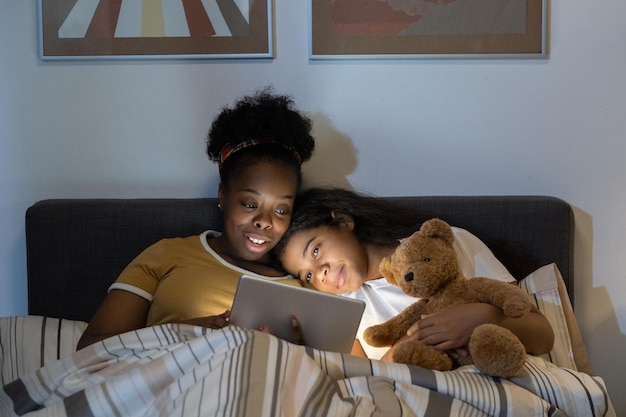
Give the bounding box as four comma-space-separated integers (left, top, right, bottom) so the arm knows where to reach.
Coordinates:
280, 224, 369, 294
219, 160, 298, 263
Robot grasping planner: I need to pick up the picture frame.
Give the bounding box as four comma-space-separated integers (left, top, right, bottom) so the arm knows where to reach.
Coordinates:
38, 0, 273, 60
310, 0, 547, 59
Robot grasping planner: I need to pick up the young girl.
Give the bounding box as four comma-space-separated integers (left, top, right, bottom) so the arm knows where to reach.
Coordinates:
274, 187, 554, 360
77, 89, 315, 349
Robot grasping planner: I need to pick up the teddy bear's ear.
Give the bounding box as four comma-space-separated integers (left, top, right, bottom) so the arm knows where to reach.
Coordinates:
420, 218, 454, 246
379, 256, 398, 285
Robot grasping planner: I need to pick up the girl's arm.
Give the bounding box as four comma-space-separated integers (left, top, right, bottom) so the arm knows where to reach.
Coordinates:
351, 339, 368, 357
406, 303, 555, 355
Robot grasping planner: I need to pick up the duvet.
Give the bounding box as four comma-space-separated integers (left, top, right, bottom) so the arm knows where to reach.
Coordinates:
0, 322, 615, 417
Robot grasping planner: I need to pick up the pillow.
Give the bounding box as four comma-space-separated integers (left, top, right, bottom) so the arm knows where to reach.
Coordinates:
517, 264, 591, 374
0, 315, 87, 385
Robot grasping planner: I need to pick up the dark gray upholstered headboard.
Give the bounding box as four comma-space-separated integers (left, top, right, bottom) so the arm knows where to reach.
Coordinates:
25, 196, 574, 323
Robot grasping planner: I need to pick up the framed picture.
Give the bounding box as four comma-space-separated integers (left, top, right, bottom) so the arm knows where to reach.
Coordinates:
310, 0, 547, 59
38, 0, 273, 60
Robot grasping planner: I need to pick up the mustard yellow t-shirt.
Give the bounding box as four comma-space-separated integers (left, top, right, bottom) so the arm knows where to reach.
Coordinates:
109, 230, 299, 326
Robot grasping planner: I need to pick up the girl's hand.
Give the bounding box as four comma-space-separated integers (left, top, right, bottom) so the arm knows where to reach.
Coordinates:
406, 303, 502, 351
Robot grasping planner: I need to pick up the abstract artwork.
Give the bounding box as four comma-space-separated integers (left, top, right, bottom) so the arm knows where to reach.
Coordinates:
310, 0, 546, 59
39, 0, 273, 60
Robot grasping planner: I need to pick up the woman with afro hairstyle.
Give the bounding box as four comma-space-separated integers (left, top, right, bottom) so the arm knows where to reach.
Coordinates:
78, 88, 315, 349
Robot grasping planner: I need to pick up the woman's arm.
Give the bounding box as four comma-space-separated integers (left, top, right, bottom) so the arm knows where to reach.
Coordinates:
177, 311, 231, 329
77, 289, 150, 350
77, 291, 233, 350
406, 303, 555, 355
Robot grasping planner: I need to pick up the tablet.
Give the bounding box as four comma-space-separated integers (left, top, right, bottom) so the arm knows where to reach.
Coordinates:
229, 275, 365, 353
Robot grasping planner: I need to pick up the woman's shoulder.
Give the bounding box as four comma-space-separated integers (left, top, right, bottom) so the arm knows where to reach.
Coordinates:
133, 232, 215, 260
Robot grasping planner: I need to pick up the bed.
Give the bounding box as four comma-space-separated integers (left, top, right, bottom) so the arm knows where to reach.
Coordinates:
0, 196, 615, 416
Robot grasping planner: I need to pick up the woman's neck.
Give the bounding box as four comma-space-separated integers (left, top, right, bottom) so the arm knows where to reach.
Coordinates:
207, 234, 284, 277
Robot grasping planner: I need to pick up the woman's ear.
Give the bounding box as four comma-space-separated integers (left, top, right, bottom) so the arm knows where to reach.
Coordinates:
217, 184, 225, 209
330, 210, 355, 231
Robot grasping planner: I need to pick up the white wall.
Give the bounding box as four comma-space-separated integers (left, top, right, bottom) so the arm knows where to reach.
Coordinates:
2, 1, 625, 414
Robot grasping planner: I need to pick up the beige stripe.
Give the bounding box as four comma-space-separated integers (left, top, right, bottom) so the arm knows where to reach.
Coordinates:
142, 0, 165, 37
237, 330, 261, 417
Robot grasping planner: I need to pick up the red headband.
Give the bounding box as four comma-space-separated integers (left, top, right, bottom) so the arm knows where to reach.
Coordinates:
218, 139, 302, 168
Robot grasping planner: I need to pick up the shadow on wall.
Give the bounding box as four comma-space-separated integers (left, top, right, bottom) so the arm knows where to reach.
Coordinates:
587, 286, 624, 415
573, 206, 593, 315
572, 206, 624, 414
302, 112, 357, 190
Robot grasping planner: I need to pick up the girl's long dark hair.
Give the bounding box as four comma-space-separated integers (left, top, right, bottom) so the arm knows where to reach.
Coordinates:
273, 187, 426, 259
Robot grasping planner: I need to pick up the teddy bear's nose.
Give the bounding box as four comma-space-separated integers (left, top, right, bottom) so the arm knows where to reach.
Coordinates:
404, 272, 414, 282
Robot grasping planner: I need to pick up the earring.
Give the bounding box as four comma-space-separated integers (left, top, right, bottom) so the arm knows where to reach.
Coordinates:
217, 202, 222, 209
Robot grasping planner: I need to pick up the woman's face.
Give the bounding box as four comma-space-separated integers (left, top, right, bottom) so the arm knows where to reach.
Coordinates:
219, 160, 298, 263
280, 224, 369, 294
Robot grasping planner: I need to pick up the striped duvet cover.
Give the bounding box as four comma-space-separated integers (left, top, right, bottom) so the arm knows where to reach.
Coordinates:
0, 318, 615, 417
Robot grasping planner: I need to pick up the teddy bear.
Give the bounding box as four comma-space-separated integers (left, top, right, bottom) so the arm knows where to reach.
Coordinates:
363, 218, 533, 378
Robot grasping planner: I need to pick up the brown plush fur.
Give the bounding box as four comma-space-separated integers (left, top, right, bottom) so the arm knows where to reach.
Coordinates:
363, 218, 532, 378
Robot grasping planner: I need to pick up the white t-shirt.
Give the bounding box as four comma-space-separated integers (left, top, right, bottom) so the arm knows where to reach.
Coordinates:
343, 226, 515, 359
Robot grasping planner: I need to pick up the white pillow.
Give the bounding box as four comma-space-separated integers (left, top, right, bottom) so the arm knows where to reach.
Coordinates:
518, 264, 591, 374
452, 226, 516, 284
0, 315, 87, 385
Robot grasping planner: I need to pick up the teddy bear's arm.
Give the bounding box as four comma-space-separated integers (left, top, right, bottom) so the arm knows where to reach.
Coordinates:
363, 300, 428, 347
468, 278, 533, 318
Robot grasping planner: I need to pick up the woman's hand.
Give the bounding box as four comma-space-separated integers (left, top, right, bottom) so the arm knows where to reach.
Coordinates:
181, 310, 231, 329
289, 315, 305, 345
260, 315, 305, 345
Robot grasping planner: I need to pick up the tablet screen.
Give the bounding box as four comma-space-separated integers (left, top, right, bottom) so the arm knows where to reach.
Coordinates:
229, 275, 365, 353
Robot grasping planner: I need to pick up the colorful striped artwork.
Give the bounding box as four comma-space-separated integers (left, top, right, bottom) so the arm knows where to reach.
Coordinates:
39, 0, 271, 58
57, 0, 250, 39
